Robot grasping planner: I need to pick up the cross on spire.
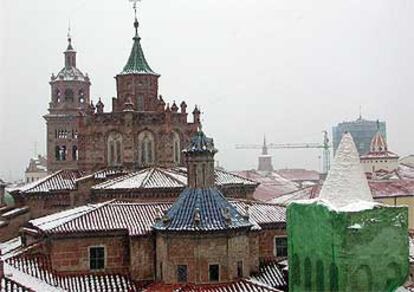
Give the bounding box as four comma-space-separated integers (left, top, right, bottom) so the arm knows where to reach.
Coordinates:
130, 0, 141, 38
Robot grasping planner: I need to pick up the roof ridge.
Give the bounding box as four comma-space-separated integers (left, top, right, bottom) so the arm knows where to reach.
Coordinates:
92, 171, 140, 189
218, 168, 259, 185
141, 167, 156, 188
157, 167, 187, 186
15, 170, 64, 193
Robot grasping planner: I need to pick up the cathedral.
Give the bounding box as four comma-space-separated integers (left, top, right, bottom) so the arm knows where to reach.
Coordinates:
45, 12, 200, 173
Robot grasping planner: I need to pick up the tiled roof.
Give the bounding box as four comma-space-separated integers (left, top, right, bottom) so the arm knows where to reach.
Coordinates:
120, 33, 158, 76
232, 201, 286, 225
275, 168, 320, 182
92, 168, 129, 180
1, 277, 32, 292
6, 255, 141, 292
234, 170, 299, 201
250, 261, 287, 289
92, 167, 257, 191
28, 200, 285, 236
269, 186, 320, 206
270, 176, 414, 204
153, 188, 253, 232
11, 170, 84, 194
145, 279, 281, 291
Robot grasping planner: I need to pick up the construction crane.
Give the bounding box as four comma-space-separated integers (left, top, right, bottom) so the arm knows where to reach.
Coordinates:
235, 131, 331, 174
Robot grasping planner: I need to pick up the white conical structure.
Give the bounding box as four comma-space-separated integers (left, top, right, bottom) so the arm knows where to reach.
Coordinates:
319, 132, 373, 209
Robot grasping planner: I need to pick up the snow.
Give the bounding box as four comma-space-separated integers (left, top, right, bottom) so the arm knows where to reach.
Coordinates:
4, 263, 65, 292
319, 132, 373, 209
0, 237, 21, 256
29, 203, 106, 231
348, 223, 362, 229
2, 207, 29, 218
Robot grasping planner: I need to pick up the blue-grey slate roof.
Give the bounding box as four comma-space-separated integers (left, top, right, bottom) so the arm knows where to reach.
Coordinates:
183, 130, 217, 154
153, 187, 252, 232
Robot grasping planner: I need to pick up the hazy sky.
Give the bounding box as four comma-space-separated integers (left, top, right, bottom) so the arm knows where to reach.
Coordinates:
1, 0, 414, 181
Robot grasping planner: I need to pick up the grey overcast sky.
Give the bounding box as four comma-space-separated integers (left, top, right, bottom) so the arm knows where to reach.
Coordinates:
1, 0, 414, 181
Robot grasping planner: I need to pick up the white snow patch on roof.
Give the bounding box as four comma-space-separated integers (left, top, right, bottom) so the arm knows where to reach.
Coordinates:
4, 263, 65, 291
319, 132, 373, 209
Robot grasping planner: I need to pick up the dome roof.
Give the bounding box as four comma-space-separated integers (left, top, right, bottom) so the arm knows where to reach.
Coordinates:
153, 187, 252, 232
52, 66, 88, 82
370, 131, 387, 152
183, 129, 217, 155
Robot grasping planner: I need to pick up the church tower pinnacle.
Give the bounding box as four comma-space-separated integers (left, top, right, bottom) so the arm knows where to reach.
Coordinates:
45, 29, 91, 172
114, 0, 160, 112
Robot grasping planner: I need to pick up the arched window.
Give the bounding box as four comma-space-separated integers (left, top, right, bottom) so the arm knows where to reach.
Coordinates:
55, 89, 61, 103
172, 132, 181, 165
136, 96, 144, 111
107, 132, 123, 167
138, 131, 155, 167
79, 90, 85, 103
55, 146, 61, 161
72, 145, 78, 161
65, 89, 74, 102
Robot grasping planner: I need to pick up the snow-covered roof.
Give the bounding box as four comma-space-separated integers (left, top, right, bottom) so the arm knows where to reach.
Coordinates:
145, 279, 282, 291
234, 170, 299, 201
153, 188, 253, 232
11, 170, 84, 194
0, 276, 31, 292
52, 66, 88, 82
250, 261, 287, 289
274, 168, 320, 182
92, 167, 257, 191
6, 254, 139, 292
319, 133, 374, 209
28, 200, 285, 236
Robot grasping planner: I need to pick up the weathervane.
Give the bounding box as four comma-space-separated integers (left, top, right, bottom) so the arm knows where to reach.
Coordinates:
129, 0, 141, 37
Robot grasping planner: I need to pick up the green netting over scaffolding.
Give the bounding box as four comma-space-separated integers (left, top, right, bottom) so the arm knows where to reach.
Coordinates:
287, 202, 409, 292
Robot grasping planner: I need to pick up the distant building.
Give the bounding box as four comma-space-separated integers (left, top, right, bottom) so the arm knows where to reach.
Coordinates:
360, 129, 399, 173
258, 137, 274, 173
24, 155, 47, 183
332, 116, 386, 155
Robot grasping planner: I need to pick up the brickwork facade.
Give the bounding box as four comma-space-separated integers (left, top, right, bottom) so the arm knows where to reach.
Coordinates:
155, 231, 255, 284
46, 28, 199, 174
50, 234, 129, 274
258, 225, 287, 263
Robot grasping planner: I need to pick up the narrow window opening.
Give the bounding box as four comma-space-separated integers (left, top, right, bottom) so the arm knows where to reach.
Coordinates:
209, 264, 220, 282
89, 246, 105, 270
177, 265, 188, 283
237, 261, 243, 278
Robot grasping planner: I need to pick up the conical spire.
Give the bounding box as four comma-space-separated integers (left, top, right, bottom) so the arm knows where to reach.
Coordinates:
120, 2, 158, 75
66, 25, 74, 51
262, 135, 268, 155
319, 132, 373, 208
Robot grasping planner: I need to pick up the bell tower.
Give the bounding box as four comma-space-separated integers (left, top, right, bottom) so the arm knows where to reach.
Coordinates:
114, 1, 160, 112
44, 31, 91, 172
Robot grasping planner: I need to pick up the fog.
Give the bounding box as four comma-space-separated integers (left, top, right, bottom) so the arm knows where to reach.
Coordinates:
1, 0, 414, 181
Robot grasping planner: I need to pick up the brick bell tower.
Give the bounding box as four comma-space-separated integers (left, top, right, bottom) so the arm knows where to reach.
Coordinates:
113, 4, 160, 112
44, 31, 91, 172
